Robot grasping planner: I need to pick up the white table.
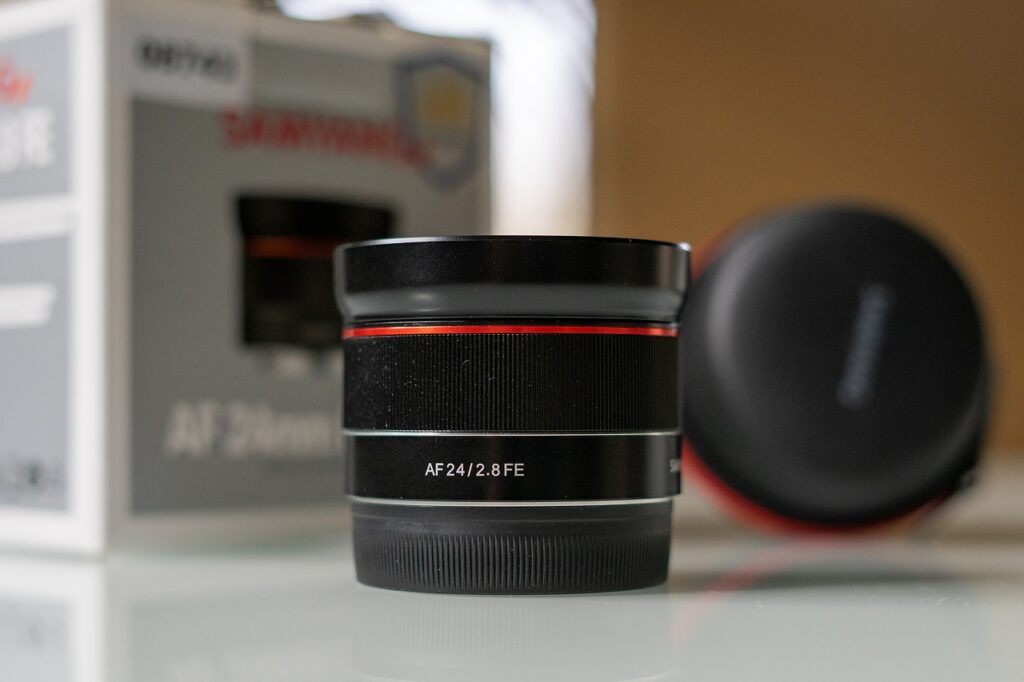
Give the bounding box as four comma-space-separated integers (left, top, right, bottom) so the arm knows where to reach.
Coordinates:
1, 460, 1022, 682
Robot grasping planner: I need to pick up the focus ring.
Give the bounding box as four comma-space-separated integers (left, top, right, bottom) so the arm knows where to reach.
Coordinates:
351, 500, 672, 594
343, 331, 679, 432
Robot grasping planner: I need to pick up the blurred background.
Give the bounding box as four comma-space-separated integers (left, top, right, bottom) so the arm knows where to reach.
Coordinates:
591, 0, 1023, 456
287, 0, 1022, 454
0, 0, 1018, 529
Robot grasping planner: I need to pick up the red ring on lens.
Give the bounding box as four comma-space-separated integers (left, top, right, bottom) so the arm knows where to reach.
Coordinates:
343, 323, 679, 339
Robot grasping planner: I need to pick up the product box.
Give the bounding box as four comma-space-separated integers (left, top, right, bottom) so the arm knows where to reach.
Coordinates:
0, 0, 491, 552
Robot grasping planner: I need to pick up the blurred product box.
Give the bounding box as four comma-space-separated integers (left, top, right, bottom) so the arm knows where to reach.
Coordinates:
0, 0, 491, 552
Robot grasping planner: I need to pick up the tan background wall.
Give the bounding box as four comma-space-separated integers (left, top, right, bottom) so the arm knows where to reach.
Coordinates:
593, 0, 1023, 453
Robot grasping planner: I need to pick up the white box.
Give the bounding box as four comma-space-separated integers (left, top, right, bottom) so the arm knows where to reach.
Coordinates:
0, 0, 491, 552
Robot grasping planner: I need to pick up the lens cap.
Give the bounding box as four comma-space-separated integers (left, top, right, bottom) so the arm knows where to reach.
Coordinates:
683, 204, 989, 529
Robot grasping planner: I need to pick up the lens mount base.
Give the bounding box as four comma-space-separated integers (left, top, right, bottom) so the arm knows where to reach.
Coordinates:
351, 499, 672, 594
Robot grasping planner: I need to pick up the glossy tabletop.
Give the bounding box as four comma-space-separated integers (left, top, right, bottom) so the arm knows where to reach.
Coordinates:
1, 462, 1022, 682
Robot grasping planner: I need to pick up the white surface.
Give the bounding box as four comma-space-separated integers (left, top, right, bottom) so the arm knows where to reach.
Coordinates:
0, 460, 1021, 681
0, 535, 1021, 681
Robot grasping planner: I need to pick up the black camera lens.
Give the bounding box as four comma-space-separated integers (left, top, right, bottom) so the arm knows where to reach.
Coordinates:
334, 236, 689, 594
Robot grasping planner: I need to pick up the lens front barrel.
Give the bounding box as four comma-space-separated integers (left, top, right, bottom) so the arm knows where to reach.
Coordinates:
335, 237, 689, 594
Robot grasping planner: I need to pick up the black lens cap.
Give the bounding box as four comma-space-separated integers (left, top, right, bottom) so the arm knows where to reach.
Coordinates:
683, 204, 990, 529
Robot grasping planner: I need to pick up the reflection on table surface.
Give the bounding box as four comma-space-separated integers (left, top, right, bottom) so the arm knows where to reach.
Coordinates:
0, 530, 1021, 682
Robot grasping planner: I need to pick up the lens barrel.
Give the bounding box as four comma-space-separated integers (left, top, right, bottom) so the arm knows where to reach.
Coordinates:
335, 237, 689, 594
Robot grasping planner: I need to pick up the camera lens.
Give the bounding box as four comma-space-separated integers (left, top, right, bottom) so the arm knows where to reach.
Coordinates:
334, 236, 689, 594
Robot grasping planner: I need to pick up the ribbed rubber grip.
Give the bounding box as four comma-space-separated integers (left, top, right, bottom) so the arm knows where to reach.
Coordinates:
344, 332, 679, 432
351, 500, 672, 594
